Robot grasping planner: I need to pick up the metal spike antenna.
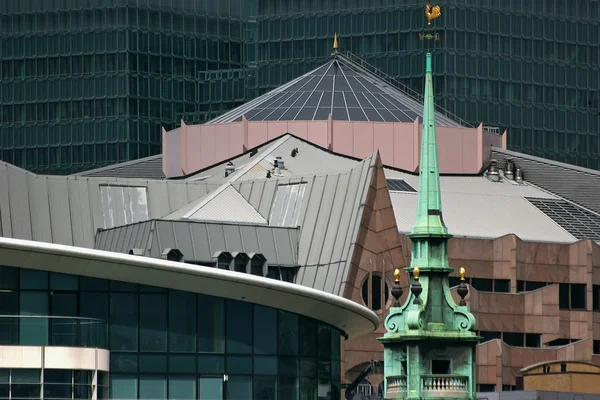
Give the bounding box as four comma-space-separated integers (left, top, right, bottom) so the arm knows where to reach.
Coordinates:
333, 32, 339, 51
409, 53, 449, 239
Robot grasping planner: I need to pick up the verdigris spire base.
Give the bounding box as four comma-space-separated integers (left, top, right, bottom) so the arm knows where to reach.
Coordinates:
378, 53, 480, 400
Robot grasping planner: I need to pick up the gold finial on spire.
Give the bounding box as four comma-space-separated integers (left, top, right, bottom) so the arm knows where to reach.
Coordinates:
413, 267, 420, 280
459, 267, 466, 281
333, 32, 339, 50
394, 268, 400, 283
425, 4, 441, 26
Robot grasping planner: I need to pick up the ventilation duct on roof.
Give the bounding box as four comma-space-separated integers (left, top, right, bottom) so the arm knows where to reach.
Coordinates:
162, 248, 184, 262
291, 148, 298, 157
274, 156, 285, 169
487, 159, 500, 182
505, 159, 514, 180
515, 166, 524, 184
225, 162, 235, 177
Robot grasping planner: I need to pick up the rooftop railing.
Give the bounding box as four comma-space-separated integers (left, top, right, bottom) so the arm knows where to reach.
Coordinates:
0, 315, 108, 349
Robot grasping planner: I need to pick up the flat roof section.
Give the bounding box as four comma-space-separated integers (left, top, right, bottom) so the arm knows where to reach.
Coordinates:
0, 237, 379, 339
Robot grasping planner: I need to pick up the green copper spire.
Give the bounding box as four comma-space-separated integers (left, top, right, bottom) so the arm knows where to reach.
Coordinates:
378, 51, 478, 400
409, 53, 449, 239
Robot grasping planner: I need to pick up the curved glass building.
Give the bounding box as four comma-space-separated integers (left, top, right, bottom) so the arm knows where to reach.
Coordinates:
0, 237, 378, 400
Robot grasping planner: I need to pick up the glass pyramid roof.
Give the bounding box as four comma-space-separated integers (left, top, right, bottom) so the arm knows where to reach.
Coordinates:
208, 54, 463, 126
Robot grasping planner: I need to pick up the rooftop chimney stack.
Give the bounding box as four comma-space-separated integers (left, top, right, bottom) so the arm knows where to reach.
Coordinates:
505, 159, 514, 180
487, 159, 500, 182
515, 166, 524, 184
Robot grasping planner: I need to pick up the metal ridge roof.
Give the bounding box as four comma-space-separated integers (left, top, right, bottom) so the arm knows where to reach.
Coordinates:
208, 55, 463, 126
73, 154, 165, 179
0, 236, 378, 339
492, 147, 600, 214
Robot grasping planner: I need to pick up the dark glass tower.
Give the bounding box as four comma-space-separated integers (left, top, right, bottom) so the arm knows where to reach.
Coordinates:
1, 0, 599, 173
0, 0, 251, 174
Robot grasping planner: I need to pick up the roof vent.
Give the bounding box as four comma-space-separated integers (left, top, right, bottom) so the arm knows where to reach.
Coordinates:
505, 159, 514, 180
291, 148, 299, 157
487, 159, 500, 182
515, 166, 524, 184
273, 156, 285, 169
128, 248, 143, 256
162, 248, 184, 262
249, 148, 258, 157
225, 162, 235, 177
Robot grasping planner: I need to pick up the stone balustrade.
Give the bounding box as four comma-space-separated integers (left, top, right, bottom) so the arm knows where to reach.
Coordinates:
421, 374, 469, 398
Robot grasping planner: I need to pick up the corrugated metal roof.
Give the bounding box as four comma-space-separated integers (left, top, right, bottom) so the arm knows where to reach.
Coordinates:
95, 220, 299, 267
183, 134, 359, 183
0, 161, 218, 248
208, 55, 463, 127
235, 153, 377, 295
74, 154, 165, 179
491, 147, 600, 214
186, 185, 266, 224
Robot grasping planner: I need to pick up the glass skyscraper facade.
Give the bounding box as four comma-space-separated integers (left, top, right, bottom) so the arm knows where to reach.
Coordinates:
1, 0, 599, 173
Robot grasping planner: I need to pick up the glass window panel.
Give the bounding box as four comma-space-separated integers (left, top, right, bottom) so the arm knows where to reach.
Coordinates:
110, 280, 138, 292
253, 305, 276, 355
331, 332, 340, 361
49, 272, 78, 290
299, 317, 317, 357
12, 383, 41, 398
110, 353, 138, 373
227, 376, 252, 400
139, 375, 166, 400
140, 294, 167, 352
19, 292, 49, 345
74, 370, 92, 385
13, 369, 40, 383
254, 356, 277, 375
168, 290, 196, 352
44, 383, 72, 398
0, 266, 18, 289
226, 299, 252, 354
198, 294, 224, 353
226, 356, 253, 375
279, 377, 298, 400
299, 378, 317, 400
278, 311, 298, 356
168, 375, 196, 400
197, 355, 225, 374
279, 356, 298, 377
317, 324, 331, 360
110, 293, 138, 351
139, 354, 167, 373
198, 377, 223, 400
254, 376, 276, 400
19, 269, 48, 290
168, 355, 196, 374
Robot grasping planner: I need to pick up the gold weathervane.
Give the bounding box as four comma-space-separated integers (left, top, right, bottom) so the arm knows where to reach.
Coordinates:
425, 4, 441, 26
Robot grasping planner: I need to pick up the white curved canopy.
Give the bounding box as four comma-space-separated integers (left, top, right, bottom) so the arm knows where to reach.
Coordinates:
0, 237, 378, 339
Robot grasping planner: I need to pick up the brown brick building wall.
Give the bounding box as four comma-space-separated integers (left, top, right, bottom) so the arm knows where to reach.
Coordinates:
344, 228, 600, 392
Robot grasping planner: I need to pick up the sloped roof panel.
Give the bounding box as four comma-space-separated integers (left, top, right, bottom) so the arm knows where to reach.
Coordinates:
186, 185, 267, 224
208, 55, 463, 126
492, 147, 600, 214
75, 154, 165, 179
390, 191, 577, 243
